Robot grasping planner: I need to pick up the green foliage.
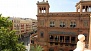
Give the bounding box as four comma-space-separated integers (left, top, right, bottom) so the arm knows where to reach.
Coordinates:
0, 27, 26, 51
1, 49, 12, 51
0, 14, 12, 28
30, 45, 44, 51
0, 14, 26, 51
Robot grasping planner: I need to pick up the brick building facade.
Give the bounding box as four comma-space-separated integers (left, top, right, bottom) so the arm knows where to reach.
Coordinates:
30, 0, 91, 51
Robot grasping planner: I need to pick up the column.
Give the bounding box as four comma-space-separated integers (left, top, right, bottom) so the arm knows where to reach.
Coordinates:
37, 7, 39, 14
40, 7, 42, 13
75, 37, 77, 44
85, 6, 87, 12
70, 36, 71, 43
43, 7, 44, 13
80, 5, 82, 13
64, 36, 65, 43
88, 6, 90, 12
62, 36, 63, 42
76, 8, 78, 12
58, 36, 60, 42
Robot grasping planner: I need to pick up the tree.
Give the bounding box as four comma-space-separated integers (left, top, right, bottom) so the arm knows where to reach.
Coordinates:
0, 27, 26, 51
0, 14, 12, 28
30, 45, 44, 51
0, 14, 26, 51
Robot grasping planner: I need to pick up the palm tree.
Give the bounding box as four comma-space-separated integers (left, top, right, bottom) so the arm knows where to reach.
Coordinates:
30, 45, 43, 51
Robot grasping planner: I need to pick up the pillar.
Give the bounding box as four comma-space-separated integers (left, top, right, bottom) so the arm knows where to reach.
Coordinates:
37, 7, 39, 14
58, 36, 60, 42
64, 36, 65, 43
88, 6, 90, 12
70, 36, 71, 43
76, 8, 78, 12
85, 6, 88, 12
80, 5, 82, 13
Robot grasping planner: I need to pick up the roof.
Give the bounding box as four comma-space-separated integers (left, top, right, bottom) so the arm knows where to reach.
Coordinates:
37, 1, 49, 5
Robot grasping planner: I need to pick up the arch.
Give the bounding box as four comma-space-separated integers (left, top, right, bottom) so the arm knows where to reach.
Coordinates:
39, 8, 42, 13
59, 49, 64, 51
49, 48, 54, 51
69, 50, 73, 51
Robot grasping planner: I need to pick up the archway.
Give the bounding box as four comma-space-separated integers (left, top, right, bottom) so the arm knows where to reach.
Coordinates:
69, 50, 73, 51
49, 48, 54, 51
59, 49, 64, 51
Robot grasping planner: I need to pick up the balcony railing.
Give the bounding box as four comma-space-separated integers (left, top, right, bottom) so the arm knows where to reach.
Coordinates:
71, 41, 76, 44
50, 39, 54, 42
65, 40, 70, 43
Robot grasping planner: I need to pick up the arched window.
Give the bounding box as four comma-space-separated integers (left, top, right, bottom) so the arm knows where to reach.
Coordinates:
50, 21, 55, 27
70, 22, 76, 28
60, 21, 65, 27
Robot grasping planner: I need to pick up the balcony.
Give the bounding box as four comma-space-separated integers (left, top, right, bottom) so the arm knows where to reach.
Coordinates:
50, 39, 54, 41
65, 40, 70, 43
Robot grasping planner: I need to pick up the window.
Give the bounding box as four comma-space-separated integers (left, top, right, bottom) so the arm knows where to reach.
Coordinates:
70, 22, 76, 28
55, 43, 58, 45
50, 42, 53, 46
40, 20, 44, 26
40, 31, 44, 38
31, 40, 34, 44
71, 37, 75, 43
65, 36, 70, 43
55, 36, 59, 41
50, 21, 55, 27
83, 20, 88, 27
50, 35, 54, 41
60, 21, 65, 27
60, 36, 64, 42
14, 24, 16, 27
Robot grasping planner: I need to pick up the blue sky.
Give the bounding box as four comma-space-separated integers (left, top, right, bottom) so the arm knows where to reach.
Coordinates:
0, 0, 79, 19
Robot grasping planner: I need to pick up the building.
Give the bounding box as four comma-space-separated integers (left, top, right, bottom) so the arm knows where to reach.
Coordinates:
9, 17, 33, 38
76, 0, 91, 49
31, 19, 37, 34
89, 17, 91, 49
20, 18, 32, 37
9, 17, 21, 36
30, 0, 91, 51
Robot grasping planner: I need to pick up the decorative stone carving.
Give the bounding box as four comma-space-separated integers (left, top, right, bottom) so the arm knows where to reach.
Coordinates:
74, 34, 91, 51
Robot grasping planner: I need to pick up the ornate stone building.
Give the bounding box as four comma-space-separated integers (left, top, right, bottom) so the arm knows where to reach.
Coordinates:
30, 0, 91, 51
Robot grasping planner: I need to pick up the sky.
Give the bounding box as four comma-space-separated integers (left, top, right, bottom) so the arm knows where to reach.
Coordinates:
0, 0, 79, 19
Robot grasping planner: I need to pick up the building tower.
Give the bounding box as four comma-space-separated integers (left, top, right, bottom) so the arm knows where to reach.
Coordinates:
37, 0, 50, 15
76, 0, 91, 49
76, 0, 91, 13
36, 0, 50, 51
